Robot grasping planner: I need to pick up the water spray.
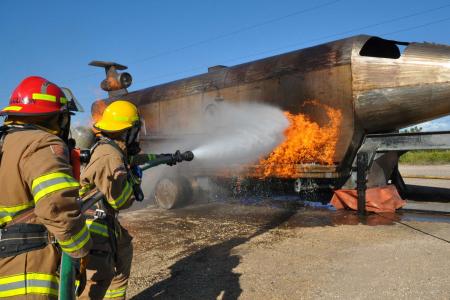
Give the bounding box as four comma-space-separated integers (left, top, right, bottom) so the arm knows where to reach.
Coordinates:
189, 102, 289, 167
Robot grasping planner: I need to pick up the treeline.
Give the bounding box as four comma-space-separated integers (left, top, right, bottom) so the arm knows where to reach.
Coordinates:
399, 150, 450, 165
398, 126, 450, 164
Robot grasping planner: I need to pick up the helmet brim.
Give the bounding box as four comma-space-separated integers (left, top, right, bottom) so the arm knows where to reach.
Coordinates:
0, 105, 64, 116
93, 120, 133, 133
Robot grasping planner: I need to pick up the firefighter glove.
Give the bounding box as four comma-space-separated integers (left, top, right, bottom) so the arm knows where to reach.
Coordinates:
130, 165, 143, 183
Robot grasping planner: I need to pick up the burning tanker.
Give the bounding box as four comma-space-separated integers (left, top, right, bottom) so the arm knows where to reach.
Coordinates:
87, 35, 450, 208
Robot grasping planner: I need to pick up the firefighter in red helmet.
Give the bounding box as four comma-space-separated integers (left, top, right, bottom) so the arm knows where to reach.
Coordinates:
0, 76, 92, 299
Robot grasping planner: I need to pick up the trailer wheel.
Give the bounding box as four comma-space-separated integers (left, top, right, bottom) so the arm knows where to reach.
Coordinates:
154, 176, 193, 209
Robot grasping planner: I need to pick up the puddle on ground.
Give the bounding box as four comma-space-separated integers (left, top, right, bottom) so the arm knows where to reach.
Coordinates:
221, 194, 450, 226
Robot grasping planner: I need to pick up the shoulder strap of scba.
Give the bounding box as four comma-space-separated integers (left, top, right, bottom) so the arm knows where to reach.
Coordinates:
78, 137, 105, 166
89, 136, 127, 164
88, 136, 136, 208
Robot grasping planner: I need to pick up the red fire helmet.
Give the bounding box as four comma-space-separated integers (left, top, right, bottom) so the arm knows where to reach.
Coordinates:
1, 76, 69, 116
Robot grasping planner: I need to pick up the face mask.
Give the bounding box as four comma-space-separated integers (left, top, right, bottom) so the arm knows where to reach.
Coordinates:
126, 121, 141, 155
127, 141, 141, 156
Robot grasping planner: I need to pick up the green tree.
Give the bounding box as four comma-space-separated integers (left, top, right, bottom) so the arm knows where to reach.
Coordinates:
401, 126, 422, 133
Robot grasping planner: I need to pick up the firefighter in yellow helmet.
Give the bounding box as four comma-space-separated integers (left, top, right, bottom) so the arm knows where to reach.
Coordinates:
78, 100, 143, 300
0, 76, 92, 299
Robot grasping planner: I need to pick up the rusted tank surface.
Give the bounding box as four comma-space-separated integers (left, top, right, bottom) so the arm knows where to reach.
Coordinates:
92, 35, 450, 181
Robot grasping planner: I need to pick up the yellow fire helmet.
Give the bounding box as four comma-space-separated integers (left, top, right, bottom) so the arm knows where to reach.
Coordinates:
94, 100, 140, 132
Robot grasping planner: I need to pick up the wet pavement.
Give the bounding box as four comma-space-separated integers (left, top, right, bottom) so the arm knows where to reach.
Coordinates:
122, 176, 450, 299
123, 186, 450, 257
122, 198, 450, 299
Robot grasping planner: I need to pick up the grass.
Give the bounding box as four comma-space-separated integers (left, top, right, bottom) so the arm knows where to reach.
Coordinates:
399, 150, 450, 165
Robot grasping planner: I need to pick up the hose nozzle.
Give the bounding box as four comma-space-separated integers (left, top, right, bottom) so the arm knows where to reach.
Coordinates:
173, 150, 194, 163
181, 151, 194, 161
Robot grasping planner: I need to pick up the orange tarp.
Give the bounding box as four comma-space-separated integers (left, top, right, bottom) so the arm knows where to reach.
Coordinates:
331, 185, 406, 213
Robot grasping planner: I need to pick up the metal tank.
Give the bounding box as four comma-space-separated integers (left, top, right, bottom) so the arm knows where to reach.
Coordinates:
90, 35, 450, 206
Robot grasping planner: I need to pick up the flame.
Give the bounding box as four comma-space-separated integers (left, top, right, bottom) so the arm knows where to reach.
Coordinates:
259, 101, 342, 178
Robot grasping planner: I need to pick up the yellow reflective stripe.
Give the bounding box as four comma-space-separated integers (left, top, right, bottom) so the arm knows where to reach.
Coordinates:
32, 172, 79, 203
88, 227, 108, 238
31, 93, 66, 104
0, 202, 34, 226
104, 287, 127, 298
2, 106, 22, 111
0, 274, 24, 285
32, 172, 74, 190
148, 153, 156, 160
0, 273, 59, 297
79, 184, 94, 197
27, 287, 58, 296
25, 273, 58, 283
34, 181, 80, 204
58, 224, 90, 253
0, 288, 25, 298
107, 180, 132, 209
86, 219, 109, 238
32, 93, 56, 102
112, 116, 130, 122
112, 115, 139, 122
0, 202, 33, 214
0, 215, 13, 226
112, 181, 132, 209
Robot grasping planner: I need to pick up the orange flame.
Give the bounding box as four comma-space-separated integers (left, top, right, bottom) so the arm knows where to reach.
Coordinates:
259, 102, 342, 178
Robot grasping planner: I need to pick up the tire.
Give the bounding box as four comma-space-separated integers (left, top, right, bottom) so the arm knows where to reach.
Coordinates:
154, 176, 193, 209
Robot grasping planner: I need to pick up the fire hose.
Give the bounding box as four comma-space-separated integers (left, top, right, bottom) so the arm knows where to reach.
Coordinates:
59, 150, 194, 300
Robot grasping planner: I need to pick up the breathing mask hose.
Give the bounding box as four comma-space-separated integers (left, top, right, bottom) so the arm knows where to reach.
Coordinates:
127, 141, 141, 157
59, 111, 71, 144
126, 122, 141, 156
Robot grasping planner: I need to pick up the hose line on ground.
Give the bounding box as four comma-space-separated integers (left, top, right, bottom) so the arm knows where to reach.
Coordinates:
374, 212, 450, 244
402, 175, 450, 180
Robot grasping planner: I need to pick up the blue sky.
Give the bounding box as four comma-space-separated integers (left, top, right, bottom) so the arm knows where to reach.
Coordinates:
1, 0, 449, 129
